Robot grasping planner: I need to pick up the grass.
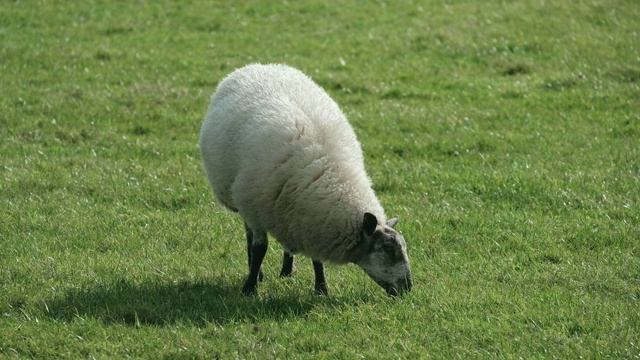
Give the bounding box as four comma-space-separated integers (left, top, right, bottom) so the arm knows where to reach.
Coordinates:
1, 0, 639, 358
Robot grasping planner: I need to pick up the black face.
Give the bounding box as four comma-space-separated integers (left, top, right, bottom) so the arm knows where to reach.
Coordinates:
356, 213, 412, 296
374, 229, 408, 265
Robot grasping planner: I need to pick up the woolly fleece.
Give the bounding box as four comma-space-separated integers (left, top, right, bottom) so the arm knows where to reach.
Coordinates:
200, 63, 386, 264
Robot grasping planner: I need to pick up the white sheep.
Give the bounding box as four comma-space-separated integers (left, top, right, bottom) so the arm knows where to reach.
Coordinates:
199, 63, 412, 296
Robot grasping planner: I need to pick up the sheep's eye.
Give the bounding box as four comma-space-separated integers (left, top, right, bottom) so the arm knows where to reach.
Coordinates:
383, 237, 396, 249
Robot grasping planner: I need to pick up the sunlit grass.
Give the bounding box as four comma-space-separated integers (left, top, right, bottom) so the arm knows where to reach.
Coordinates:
1, 0, 639, 358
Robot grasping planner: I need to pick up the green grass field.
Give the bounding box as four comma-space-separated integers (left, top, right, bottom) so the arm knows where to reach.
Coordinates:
2, 0, 639, 358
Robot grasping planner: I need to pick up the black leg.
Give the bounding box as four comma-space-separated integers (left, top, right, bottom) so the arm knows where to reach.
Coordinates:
279, 251, 294, 277
244, 223, 252, 267
242, 228, 268, 296
312, 261, 328, 295
244, 223, 263, 282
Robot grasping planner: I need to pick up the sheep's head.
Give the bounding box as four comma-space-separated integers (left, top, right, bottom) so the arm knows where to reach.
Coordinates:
353, 212, 412, 296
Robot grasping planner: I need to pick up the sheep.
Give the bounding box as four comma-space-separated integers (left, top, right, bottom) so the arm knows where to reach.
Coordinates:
199, 63, 412, 296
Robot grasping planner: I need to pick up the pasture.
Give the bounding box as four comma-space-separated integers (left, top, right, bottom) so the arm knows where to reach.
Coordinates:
1, 0, 639, 358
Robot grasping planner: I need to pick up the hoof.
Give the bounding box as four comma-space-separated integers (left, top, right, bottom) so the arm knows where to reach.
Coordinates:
242, 281, 258, 296
315, 283, 329, 296
279, 269, 293, 278
242, 285, 258, 296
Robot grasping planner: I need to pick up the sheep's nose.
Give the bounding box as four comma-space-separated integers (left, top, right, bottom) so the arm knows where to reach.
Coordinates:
387, 275, 413, 296
405, 274, 413, 291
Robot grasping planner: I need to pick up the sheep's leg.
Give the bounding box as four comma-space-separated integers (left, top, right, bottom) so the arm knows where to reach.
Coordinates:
279, 252, 294, 277
244, 222, 264, 282
242, 227, 268, 296
312, 261, 329, 295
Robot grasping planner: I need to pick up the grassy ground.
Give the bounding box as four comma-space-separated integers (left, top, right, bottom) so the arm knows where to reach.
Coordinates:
1, 0, 639, 358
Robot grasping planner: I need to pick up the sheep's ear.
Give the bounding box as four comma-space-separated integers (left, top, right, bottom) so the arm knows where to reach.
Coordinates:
386, 216, 399, 228
363, 212, 378, 236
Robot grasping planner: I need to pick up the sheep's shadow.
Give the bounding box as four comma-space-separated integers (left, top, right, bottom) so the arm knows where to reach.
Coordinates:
45, 278, 347, 327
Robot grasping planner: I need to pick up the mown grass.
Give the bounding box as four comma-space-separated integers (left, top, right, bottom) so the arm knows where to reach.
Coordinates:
1, 0, 639, 358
